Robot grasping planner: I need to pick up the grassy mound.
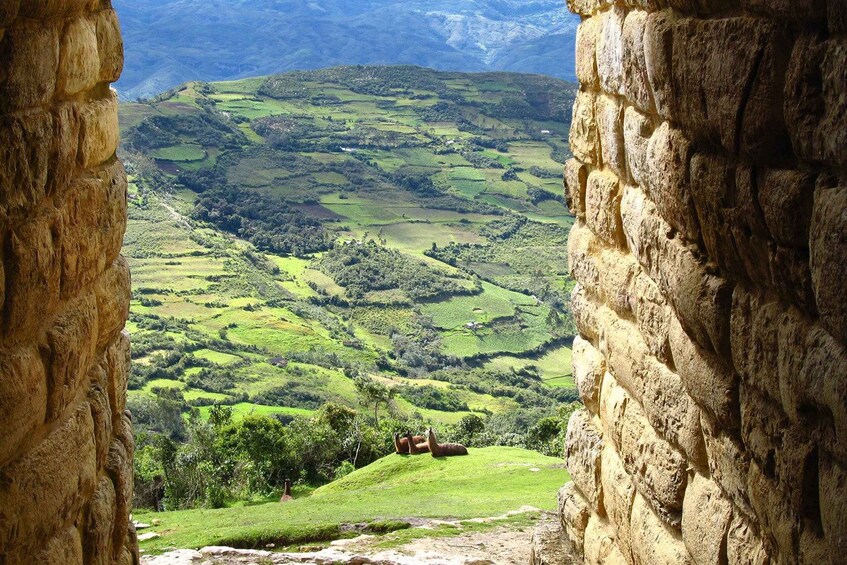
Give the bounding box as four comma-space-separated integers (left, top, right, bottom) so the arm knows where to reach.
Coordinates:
135, 446, 568, 554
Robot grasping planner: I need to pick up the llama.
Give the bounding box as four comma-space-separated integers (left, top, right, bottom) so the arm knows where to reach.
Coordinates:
405, 431, 430, 454
280, 479, 293, 503
426, 428, 468, 457
394, 432, 426, 454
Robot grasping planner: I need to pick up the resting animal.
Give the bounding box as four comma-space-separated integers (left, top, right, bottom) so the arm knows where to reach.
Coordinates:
426, 428, 468, 457
394, 432, 426, 454
405, 431, 431, 454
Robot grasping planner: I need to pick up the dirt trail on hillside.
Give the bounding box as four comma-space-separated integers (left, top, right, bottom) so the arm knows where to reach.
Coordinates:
142, 509, 541, 565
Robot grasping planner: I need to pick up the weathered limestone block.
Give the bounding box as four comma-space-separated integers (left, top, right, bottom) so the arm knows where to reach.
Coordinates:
570, 91, 599, 166
565, 158, 588, 220
785, 36, 847, 166
596, 94, 626, 179
79, 91, 120, 169
85, 476, 117, 565
107, 429, 134, 562
0, 1, 20, 27
89, 376, 114, 470
669, 314, 739, 429
559, 482, 591, 558
620, 399, 688, 526
646, 122, 700, 245
643, 11, 677, 118
622, 105, 653, 188
575, 16, 600, 89
810, 187, 847, 343
95, 257, 132, 352
6, 207, 64, 339
596, 5, 626, 96
569, 222, 638, 317
566, 409, 604, 512
18, 0, 99, 20
584, 514, 629, 565
0, 404, 97, 559
95, 9, 124, 83
632, 271, 671, 363
599, 372, 629, 451
34, 526, 84, 565
106, 332, 132, 421
758, 169, 816, 249
0, 21, 59, 112
566, 0, 612, 17
600, 445, 635, 557
726, 514, 770, 565
730, 287, 783, 400
585, 170, 623, 247
682, 473, 732, 565
742, 0, 828, 20
621, 11, 651, 113
45, 292, 99, 420
568, 221, 601, 293
820, 454, 847, 557
61, 161, 128, 298
701, 412, 753, 518
58, 16, 99, 95
573, 336, 605, 414
0, 110, 53, 213
0, 347, 47, 467
629, 494, 693, 565
571, 284, 600, 343
747, 458, 801, 562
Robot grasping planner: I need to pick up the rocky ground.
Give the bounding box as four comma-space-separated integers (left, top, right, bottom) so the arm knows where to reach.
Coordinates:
141, 508, 547, 565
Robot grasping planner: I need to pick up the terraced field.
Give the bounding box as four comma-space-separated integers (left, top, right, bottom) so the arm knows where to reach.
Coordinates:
121, 66, 578, 427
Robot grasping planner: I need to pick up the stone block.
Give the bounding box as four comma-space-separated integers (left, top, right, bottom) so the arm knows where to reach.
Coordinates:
45, 292, 98, 420
558, 482, 590, 559
820, 454, 847, 557
107, 435, 133, 561
701, 412, 753, 518
600, 445, 635, 555
596, 6, 625, 96
18, 0, 98, 19
572, 284, 600, 343
596, 95, 625, 179
747, 459, 799, 562
0, 404, 97, 558
622, 106, 653, 188
669, 17, 790, 160
620, 400, 687, 527
584, 514, 629, 565
810, 187, 847, 343
6, 207, 63, 339
58, 16, 98, 95
645, 122, 699, 245
830, 0, 847, 34
632, 271, 671, 363
585, 170, 623, 247
0, 1, 20, 28
643, 11, 677, 120
79, 91, 119, 169
566, 0, 611, 17
742, 0, 826, 20
106, 332, 131, 420
599, 372, 628, 451
89, 377, 112, 471
568, 221, 601, 292
85, 476, 117, 565
669, 314, 739, 429
570, 91, 599, 166
730, 288, 782, 399
61, 161, 128, 298
33, 526, 83, 565
0, 110, 53, 213
629, 494, 693, 565
768, 245, 816, 314
0, 22, 59, 112
95, 9, 123, 83
682, 473, 732, 565
564, 158, 587, 219
621, 10, 652, 113
573, 336, 605, 414
0, 347, 47, 467
575, 17, 600, 89
565, 409, 604, 512
726, 514, 770, 565
786, 36, 847, 166
758, 169, 816, 248
739, 384, 792, 469
95, 257, 131, 352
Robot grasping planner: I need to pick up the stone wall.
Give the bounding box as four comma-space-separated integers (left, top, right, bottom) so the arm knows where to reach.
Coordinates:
556, 0, 847, 564
0, 1, 137, 563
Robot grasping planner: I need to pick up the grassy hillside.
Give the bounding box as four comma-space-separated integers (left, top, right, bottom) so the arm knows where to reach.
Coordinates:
134, 447, 569, 554
122, 66, 578, 428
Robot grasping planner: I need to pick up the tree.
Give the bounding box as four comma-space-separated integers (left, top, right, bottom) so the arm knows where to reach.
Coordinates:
353, 375, 395, 424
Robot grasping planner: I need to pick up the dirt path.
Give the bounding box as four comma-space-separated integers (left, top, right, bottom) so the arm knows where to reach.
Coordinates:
142, 508, 542, 565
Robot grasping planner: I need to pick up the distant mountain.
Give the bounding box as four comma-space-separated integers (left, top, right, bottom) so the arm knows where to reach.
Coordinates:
113, 0, 578, 100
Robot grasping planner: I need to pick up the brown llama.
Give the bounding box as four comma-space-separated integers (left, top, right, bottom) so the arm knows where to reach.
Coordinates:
405, 431, 430, 454
394, 432, 426, 454
426, 428, 468, 457
280, 479, 294, 503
